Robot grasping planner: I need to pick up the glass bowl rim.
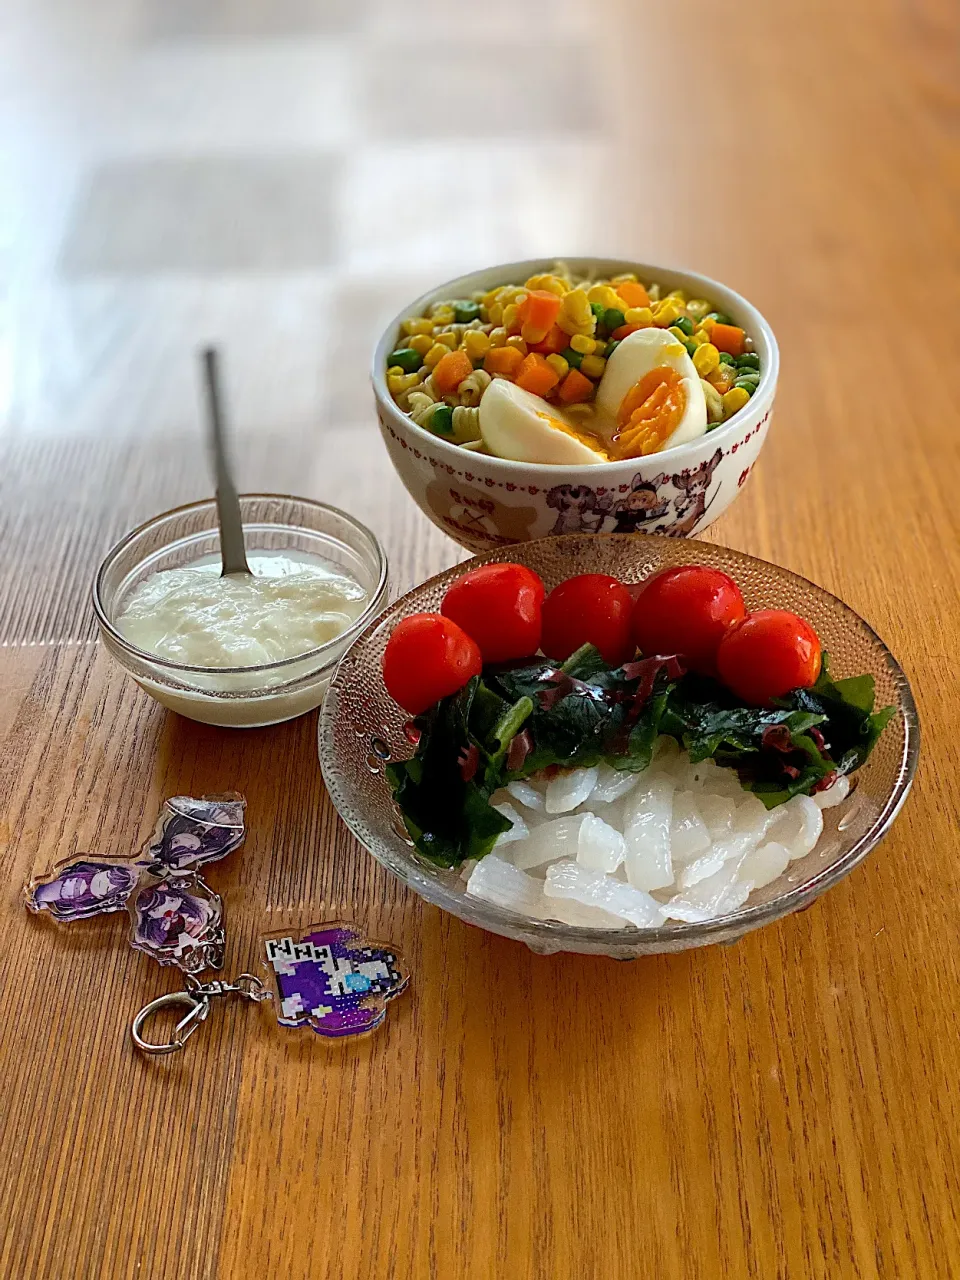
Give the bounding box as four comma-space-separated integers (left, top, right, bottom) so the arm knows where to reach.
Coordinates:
319, 533, 920, 949
371, 254, 780, 475
92, 493, 389, 678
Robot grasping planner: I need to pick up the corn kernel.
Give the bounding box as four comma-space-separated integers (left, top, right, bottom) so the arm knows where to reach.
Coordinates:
690, 329, 712, 347
387, 375, 405, 395
406, 333, 433, 356
686, 298, 711, 321
545, 353, 569, 379
401, 371, 423, 390
666, 289, 687, 302
580, 354, 607, 379
624, 306, 653, 326
463, 330, 491, 361
488, 326, 508, 348
505, 335, 528, 354
653, 299, 683, 327
436, 330, 459, 349
430, 304, 456, 324
557, 288, 595, 337
482, 287, 502, 309
668, 326, 688, 343
722, 386, 750, 418
401, 318, 433, 337
569, 333, 596, 355
503, 303, 521, 332
524, 273, 567, 296
487, 302, 504, 326
424, 343, 448, 369
693, 343, 720, 377
587, 284, 622, 311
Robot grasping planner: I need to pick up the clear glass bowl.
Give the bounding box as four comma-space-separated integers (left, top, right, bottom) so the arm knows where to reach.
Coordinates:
93, 495, 388, 728
319, 534, 919, 957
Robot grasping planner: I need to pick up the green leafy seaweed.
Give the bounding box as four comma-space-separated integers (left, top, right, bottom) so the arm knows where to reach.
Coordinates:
387, 648, 895, 862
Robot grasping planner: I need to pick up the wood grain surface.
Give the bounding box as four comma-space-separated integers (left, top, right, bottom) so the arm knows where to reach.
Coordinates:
1, 0, 959, 1276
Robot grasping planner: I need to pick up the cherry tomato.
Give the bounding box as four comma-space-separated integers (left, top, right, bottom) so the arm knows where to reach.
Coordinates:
382, 613, 482, 715
717, 609, 822, 705
541, 574, 635, 666
632, 565, 745, 673
441, 562, 545, 663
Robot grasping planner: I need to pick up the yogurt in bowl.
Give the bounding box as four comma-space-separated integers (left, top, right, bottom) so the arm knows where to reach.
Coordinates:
373, 258, 779, 553
93, 496, 388, 728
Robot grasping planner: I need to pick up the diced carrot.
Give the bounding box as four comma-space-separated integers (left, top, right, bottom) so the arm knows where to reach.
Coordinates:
517, 290, 563, 340
557, 368, 594, 404
433, 348, 474, 395
483, 346, 525, 378
515, 352, 560, 397
616, 281, 651, 309
531, 324, 568, 356
710, 323, 746, 357
611, 323, 644, 341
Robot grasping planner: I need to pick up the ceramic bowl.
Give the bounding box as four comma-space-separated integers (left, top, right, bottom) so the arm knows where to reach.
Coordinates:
320, 534, 918, 959
373, 258, 779, 554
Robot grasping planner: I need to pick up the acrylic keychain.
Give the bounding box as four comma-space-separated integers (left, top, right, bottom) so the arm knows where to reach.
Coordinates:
24, 793, 410, 1054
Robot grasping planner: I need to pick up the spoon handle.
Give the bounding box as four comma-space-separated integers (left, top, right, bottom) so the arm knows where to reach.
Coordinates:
201, 347, 251, 578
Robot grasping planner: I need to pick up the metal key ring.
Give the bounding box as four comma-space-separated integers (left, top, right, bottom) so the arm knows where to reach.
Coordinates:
131, 974, 269, 1055
131, 990, 210, 1055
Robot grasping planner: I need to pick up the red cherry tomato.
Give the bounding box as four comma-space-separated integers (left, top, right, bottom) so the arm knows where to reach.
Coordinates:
717, 609, 822, 705
441, 562, 545, 663
632, 565, 746, 673
382, 613, 482, 715
541, 574, 635, 666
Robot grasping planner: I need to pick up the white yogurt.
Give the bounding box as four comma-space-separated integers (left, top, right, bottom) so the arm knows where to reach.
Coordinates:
115, 552, 369, 668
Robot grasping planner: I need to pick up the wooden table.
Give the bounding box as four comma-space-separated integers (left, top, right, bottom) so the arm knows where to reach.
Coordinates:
2, 0, 959, 1275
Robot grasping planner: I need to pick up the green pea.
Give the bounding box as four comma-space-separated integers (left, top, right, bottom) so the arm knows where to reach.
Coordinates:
603, 308, 626, 333
683, 339, 698, 358
705, 311, 733, 326
590, 302, 606, 323
562, 347, 583, 369
673, 315, 695, 336
718, 350, 737, 366
736, 353, 760, 370
430, 404, 455, 434
387, 348, 422, 374
453, 301, 481, 324
734, 376, 759, 394
604, 340, 621, 359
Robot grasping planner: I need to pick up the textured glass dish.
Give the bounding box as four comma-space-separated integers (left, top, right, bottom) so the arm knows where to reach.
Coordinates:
320, 535, 918, 957
94, 495, 388, 728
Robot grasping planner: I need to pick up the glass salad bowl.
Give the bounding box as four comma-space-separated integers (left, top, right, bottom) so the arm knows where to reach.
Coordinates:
319, 535, 918, 957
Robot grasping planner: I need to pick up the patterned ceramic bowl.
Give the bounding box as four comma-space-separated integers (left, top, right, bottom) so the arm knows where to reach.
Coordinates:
320, 535, 918, 959
373, 259, 779, 554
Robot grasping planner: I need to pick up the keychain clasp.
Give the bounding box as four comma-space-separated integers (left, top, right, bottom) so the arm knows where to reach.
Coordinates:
131, 973, 269, 1055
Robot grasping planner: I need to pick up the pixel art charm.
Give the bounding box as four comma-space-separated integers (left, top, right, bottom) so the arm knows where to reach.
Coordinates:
24, 793, 244, 972
263, 923, 410, 1039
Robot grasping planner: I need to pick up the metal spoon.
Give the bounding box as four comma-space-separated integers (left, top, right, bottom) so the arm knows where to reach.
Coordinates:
201, 347, 251, 578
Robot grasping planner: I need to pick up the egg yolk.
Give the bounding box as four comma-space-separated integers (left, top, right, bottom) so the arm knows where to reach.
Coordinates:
612, 367, 686, 459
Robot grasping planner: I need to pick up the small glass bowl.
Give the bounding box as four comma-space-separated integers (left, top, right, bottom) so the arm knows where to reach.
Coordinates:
320, 533, 919, 958
93, 495, 388, 728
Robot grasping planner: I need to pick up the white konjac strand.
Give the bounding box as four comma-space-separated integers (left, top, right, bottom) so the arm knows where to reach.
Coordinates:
465, 737, 845, 929
115, 552, 369, 668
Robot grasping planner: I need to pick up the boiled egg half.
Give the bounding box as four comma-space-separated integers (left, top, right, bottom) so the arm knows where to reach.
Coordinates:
595, 328, 707, 457
479, 378, 608, 465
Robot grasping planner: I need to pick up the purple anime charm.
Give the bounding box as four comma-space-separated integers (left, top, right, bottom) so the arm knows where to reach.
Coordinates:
263, 923, 409, 1039
24, 793, 244, 972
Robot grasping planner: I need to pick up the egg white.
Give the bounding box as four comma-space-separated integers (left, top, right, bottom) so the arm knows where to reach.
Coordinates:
596, 328, 707, 451
479, 378, 608, 465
